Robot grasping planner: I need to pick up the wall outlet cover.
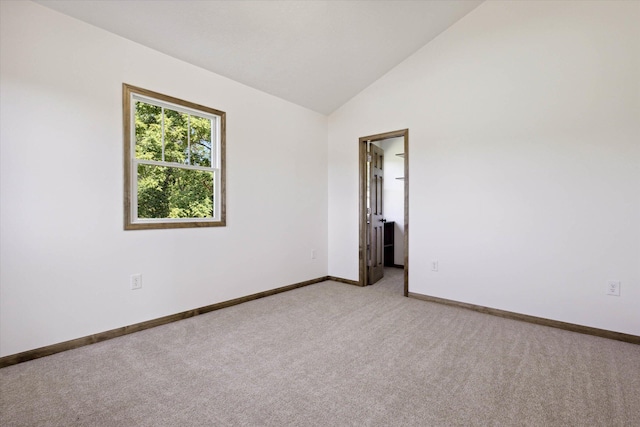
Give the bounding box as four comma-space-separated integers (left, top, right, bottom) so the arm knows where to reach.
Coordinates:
606, 280, 620, 296
131, 274, 142, 290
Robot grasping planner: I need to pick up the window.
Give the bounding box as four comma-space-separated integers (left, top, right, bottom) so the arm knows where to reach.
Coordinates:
123, 84, 225, 230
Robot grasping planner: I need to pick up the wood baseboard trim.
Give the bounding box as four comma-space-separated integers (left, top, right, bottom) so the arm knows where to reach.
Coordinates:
408, 292, 639, 345
0, 276, 328, 368
326, 276, 361, 286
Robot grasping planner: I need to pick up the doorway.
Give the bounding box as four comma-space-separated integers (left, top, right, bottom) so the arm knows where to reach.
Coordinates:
359, 129, 409, 296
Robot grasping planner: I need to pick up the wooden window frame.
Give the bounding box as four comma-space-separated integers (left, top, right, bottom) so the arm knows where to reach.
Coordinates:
123, 83, 226, 230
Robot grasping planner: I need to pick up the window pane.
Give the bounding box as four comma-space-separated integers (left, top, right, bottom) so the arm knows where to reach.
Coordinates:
137, 164, 214, 219
135, 101, 162, 161
189, 115, 212, 167
164, 108, 189, 164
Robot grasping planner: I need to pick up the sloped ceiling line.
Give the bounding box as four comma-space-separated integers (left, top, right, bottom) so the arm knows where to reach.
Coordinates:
35, 0, 483, 114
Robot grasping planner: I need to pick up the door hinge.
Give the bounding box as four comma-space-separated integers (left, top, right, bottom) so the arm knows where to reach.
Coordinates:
367, 154, 372, 162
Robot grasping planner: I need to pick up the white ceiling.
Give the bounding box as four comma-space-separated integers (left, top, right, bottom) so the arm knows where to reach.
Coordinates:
35, 0, 483, 114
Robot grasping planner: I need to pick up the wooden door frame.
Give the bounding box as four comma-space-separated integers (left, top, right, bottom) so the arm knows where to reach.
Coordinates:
359, 129, 409, 296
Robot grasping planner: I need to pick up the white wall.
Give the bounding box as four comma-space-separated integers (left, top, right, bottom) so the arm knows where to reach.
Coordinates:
328, 1, 640, 335
2, 1, 638, 358
0, 1, 328, 357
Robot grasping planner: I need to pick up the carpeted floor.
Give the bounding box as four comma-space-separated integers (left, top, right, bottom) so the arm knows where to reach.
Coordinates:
1, 268, 639, 426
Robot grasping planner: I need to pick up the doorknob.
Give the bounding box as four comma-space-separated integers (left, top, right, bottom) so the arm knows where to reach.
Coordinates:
381, 218, 387, 223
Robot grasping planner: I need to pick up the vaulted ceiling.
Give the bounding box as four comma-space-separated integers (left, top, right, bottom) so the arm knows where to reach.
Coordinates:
35, 0, 483, 114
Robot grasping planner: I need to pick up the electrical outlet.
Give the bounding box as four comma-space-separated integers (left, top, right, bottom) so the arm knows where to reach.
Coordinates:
431, 260, 438, 272
311, 249, 317, 260
130, 274, 142, 290
606, 281, 620, 296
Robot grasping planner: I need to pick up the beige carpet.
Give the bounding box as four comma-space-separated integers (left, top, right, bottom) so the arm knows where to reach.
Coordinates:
1, 268, 639, 426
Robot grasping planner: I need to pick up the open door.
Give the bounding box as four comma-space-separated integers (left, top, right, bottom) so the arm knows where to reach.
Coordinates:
359, 129, 408, 296
368, 143, 385, 285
